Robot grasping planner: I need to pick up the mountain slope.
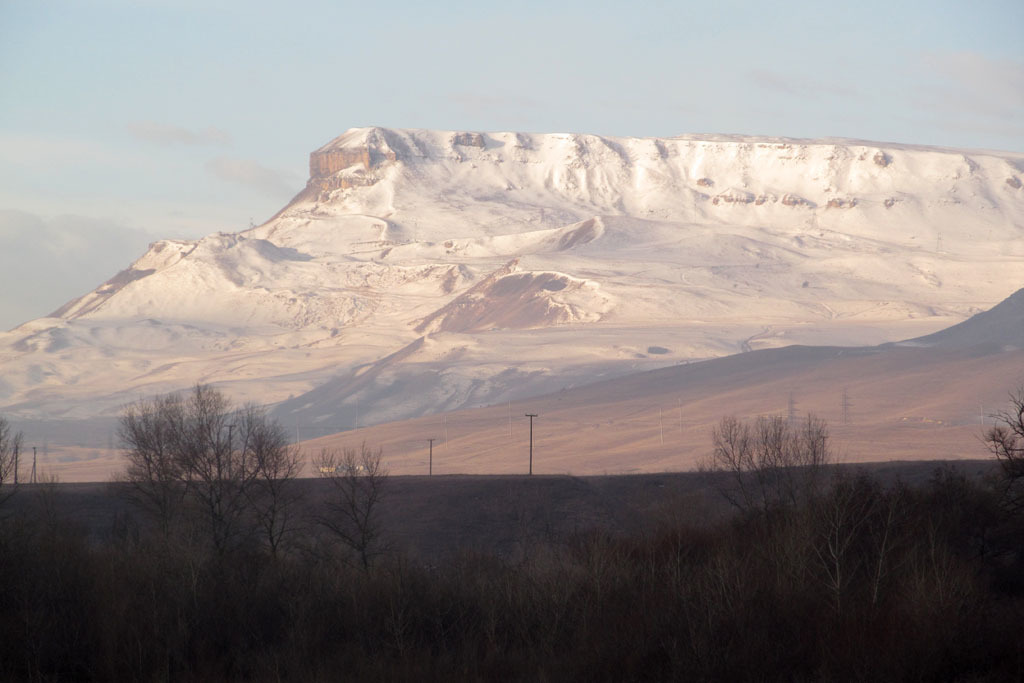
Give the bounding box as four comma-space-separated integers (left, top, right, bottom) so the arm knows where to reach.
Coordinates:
298, 287, 1024, 476
39, 286, 1024, 482
902, 286, 1024, 350
1, 127, 1022, 434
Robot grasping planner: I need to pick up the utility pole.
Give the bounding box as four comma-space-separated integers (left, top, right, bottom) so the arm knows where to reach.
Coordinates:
508, 400, 512, 439
659, 408, 664, 445
787, 392, 797, 423
30, 446, 37, 485
841, 388, 852, 425
678, 398, 683, 433
525, 413, 538, 475
427, 438, 435, 476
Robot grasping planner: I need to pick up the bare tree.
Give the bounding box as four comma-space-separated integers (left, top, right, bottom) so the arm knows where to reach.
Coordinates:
811, 473, 876, 615
0, 415, 23, 508
867, 481, 911, 608
315, 443, 389, 570
118, 392, 189, 537
240, 403, 304, 559
119, 385, 299, 555
709, 414, 832, 513
986, 388, 1024, 514
176, 386, 258, 554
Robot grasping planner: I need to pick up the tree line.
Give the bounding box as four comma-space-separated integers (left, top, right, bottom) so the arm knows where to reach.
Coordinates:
0, 387, 1021, 680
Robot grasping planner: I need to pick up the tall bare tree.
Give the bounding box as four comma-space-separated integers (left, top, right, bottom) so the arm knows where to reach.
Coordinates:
119, 385, 299, 555
708, 414, 832, 513
119, 392, 189, 537
986, 388, 1024, 514
315, 443, 389, 570
0, 415, 23, 508
240, 403, 304, 558
175, 385, 256, 554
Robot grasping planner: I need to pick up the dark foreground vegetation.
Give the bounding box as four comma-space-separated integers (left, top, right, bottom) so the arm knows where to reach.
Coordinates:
0, 389, 1023, 681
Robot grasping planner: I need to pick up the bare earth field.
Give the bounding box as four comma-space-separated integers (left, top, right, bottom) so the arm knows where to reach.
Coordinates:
301, 345, 1023, 477
34, 344, 1022, 483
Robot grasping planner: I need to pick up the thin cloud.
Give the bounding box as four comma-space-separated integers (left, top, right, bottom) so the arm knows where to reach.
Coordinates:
206, 158, 297, 196
447, 92, 542, 114
127, 121, 232, 146
916, 51, 1024, 122
0, 133, 118, 168
748, 69, 861, 99
0, 210, 155, 330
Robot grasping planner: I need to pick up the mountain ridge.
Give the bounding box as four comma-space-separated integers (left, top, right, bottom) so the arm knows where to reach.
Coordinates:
1, 127, 1021, 435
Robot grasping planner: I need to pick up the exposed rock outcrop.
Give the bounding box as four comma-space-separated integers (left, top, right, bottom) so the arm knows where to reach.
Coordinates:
781, 193, 814, 207
452, 132, 486, 148
306, 129, 403, 197
826, 197, 858, 209
712, 189, 756, 205
309, 148, 373, 177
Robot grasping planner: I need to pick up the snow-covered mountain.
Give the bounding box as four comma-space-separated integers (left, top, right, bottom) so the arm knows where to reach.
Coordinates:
2, 127, 1022, 440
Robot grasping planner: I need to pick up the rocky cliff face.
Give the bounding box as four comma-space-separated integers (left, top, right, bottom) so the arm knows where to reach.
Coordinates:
310, 147, 372, 176
307, 129, 491, 196
307, 128, 401, 196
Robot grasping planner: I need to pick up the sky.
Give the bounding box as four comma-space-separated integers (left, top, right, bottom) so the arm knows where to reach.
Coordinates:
0, 0, 1022, 330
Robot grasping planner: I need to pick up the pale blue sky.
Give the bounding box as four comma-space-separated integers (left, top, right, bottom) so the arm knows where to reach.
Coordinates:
0, 0, 1022, 329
